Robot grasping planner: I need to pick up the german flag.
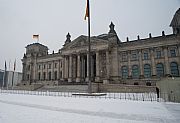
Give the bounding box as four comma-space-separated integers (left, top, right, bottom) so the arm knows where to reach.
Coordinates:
33, 35, 39, 40
84, 0, 89, 20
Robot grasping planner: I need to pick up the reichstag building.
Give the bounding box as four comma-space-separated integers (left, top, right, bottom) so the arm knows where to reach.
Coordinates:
21, 8, 180, 86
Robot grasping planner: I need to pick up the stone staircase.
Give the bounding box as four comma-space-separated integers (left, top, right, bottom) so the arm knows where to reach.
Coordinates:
38, 85, 89, 92
14, 83, 44, 91
110, 78, 159, 86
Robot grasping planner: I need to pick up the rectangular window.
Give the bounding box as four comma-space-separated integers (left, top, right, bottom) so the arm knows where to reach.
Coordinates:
122, 52, 127, 61
43, 64, 46, 69
54, 63, 57, 68
49, 64, 51, 69
38, 65, 41, 70
144, 52, 149, 60
170, 49, 176, 57
131, 52, 138, 60
156, 51, 161, 58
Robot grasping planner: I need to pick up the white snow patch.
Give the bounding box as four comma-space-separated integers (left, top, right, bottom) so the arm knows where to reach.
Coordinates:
0, 93, 180, 123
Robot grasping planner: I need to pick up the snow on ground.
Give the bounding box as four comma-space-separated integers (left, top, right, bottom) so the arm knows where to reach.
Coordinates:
0, 93, 180, 123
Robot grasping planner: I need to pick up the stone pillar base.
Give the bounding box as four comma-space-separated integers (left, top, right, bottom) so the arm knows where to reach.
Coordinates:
95, 76, 100, 82
68, 78, 72, 83
103, 79, 109, 84
165, 74, 171, 77
128, 76, 132, 79
85, 77, 89, 82
139, 75, 144, 79
76, 77, 80, 82
152, 75, 157, 78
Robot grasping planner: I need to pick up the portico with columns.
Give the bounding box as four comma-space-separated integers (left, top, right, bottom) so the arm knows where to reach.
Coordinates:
61, 46, 111, 83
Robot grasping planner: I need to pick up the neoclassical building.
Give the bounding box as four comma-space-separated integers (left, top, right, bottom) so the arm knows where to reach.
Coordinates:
21, 8, 180, 86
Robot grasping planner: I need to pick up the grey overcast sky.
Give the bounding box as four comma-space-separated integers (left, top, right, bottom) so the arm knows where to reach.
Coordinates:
0, 0, 180, 72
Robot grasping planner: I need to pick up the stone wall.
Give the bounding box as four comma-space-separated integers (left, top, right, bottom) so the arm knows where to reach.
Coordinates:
156, 77, 180, 103
39, 85, 88, 92
93, 83, 156, 93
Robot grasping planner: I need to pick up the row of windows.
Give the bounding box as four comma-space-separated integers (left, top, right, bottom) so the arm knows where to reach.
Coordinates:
27, 62, 62, 71
121, 62, 179, 79
38, 62, 62, 70
121, 49, 177, 61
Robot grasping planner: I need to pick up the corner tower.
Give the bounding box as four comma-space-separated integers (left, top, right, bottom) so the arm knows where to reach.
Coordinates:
21, 43, 48, 84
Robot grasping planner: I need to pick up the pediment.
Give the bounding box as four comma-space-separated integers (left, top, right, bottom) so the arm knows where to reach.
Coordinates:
62, 35, 109, 50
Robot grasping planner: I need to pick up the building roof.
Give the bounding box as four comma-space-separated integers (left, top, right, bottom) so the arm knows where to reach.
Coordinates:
26, 42, 48, 49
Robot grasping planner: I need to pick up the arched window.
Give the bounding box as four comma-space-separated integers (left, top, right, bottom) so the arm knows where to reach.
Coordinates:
54, 71, 57, 80
121, 66, 128, 79
48, 72, 51, 80
144, 64, 151, 78
43, 72, 46, 80
156, 63, 164, 77
132, 65, 139, 78
170, 62, 179, 76
38, 72, 41, 80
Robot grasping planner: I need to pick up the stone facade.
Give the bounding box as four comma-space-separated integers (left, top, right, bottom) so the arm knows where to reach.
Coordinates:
21, 8, 180, 86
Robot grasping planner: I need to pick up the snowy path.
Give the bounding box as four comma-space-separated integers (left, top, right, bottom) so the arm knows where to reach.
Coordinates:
0, 93, 180, 123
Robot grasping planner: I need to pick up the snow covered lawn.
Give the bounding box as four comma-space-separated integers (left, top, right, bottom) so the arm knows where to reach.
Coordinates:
0, 93, 180, 123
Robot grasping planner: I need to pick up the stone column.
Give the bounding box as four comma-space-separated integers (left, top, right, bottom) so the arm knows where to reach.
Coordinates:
30, 63, 33, 84
138, 50, 144, 78
164, 46, 170, 76
95, 51, 100, 82
150, 48, 156, 77
33, 57, 37, 82
80, 56, 83, 78
128, 51, 132, 78
63, 57, 65, 79
22, 63, 26, 81
76, 54, 81, 82
83, 56, 85, 79
86, 53, 89, 82
61, 58, 64, 80
46, 63, 48, 80
52, 61, 54, 80
68, 55, 72, 82
106, 50, 110, 83
57, 60, 60, 80
91, 55, 94, 78
81, 56, 84, 79
41, 63, 43, 81
91, 54, 95, 81
64, 56, 68, 79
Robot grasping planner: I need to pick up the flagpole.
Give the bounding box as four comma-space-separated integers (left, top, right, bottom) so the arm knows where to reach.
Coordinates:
87, 0, 92, 93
